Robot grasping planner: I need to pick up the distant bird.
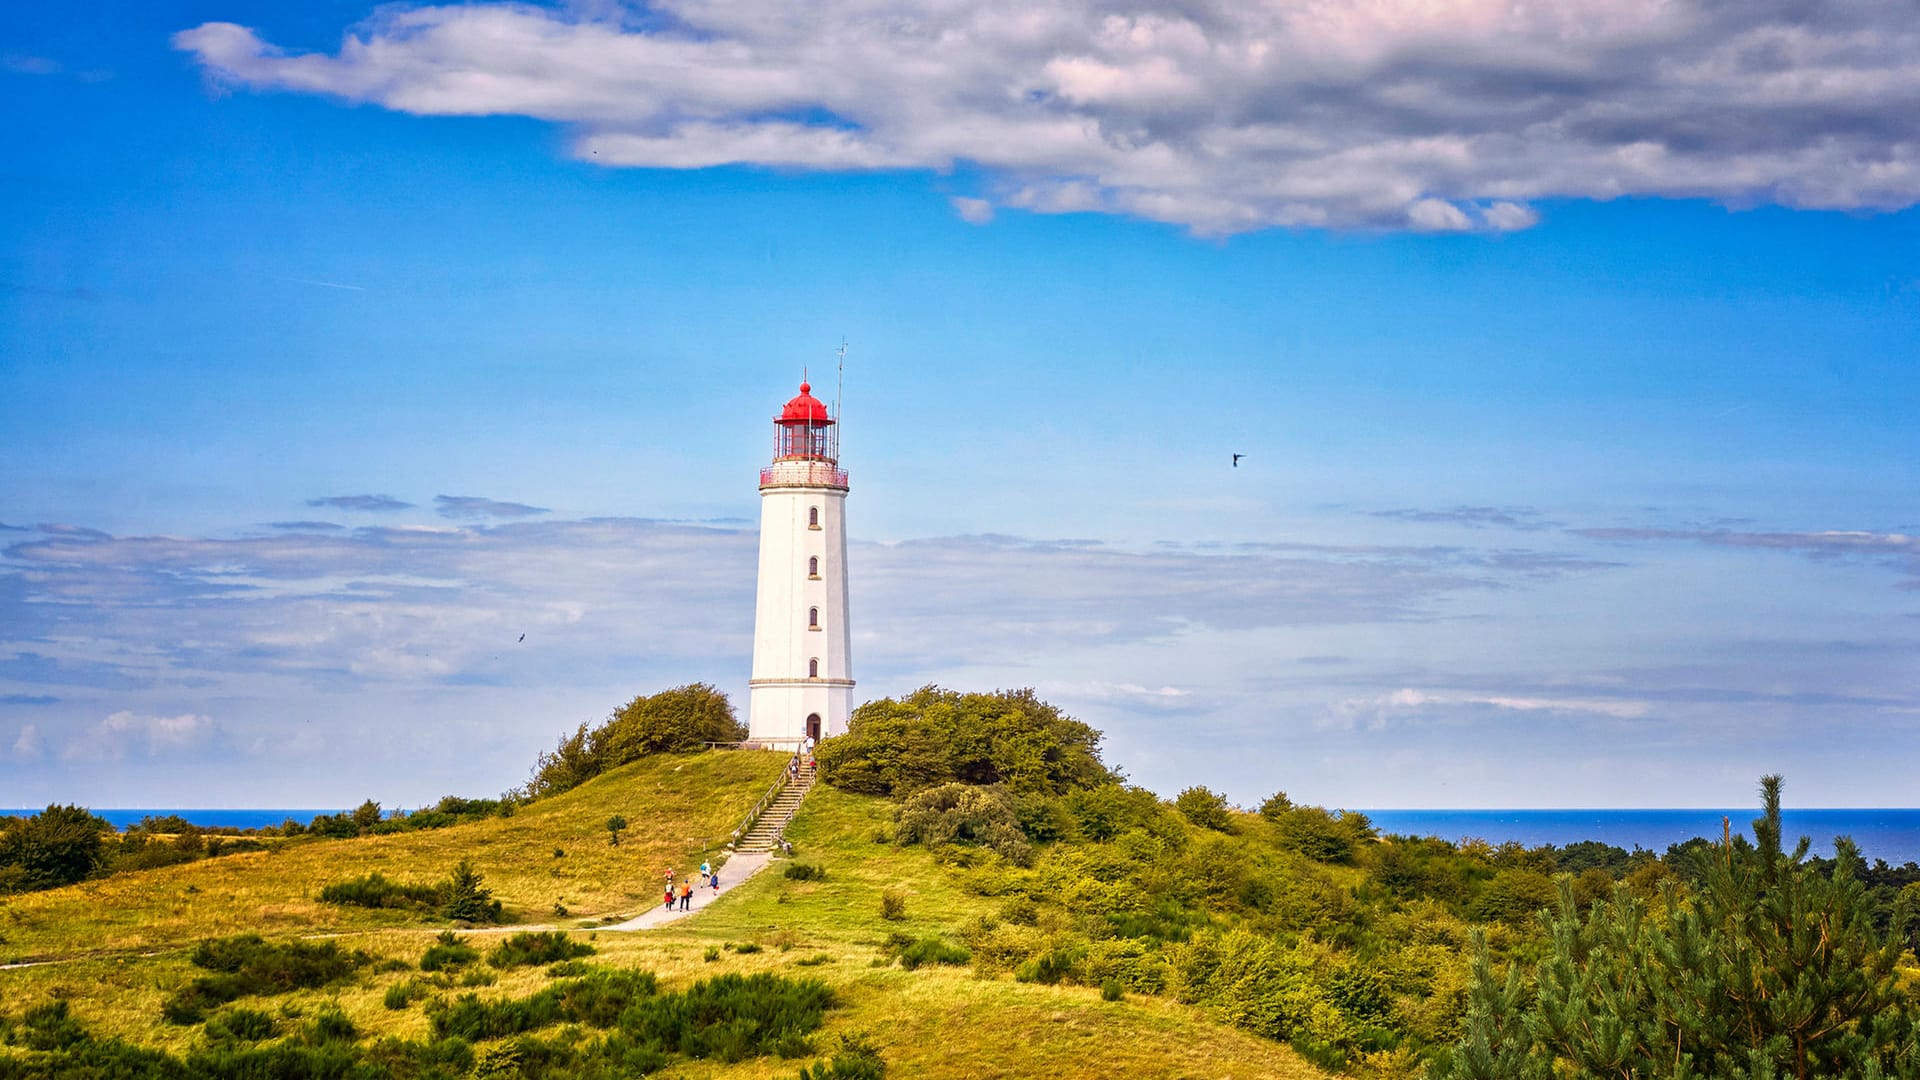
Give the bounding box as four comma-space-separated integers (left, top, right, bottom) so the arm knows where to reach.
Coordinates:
1232, 453, 1245, 468
518, 634, 526, 643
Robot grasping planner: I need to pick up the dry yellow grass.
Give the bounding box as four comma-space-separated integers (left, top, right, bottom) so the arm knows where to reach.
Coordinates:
0, 749, 785, 961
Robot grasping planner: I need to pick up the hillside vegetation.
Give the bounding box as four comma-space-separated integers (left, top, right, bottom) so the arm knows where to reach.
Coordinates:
4, 686, 1918, 1080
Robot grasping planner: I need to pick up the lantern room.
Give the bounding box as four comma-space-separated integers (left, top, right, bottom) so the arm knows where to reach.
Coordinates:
773, 381, 838, 462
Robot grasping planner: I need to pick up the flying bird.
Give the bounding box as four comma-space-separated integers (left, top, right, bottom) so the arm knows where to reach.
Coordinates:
1232, 453, 1245, 468
518, 634, 526, 643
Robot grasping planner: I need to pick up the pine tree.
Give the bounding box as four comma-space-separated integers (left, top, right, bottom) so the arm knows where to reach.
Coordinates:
1443, 776, 1920, 1080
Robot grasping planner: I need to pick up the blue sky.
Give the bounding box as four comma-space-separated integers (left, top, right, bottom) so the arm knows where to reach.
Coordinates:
3, 0, 1918, 811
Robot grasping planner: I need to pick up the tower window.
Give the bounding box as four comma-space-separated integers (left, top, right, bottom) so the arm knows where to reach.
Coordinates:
809, 658, 819, 678
808, 606, 820, 629
808, 556, 819, 578
808, 506, 820, 529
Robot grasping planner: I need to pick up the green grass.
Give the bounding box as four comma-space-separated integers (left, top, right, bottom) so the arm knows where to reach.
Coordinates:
0, 753, 1334, 1079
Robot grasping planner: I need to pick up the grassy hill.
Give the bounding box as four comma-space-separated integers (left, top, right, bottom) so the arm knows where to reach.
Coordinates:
0, 751, 1332, 1078
1, 749, 785, 962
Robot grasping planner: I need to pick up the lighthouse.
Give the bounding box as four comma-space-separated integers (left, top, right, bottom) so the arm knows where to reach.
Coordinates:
747, 378, 853, 747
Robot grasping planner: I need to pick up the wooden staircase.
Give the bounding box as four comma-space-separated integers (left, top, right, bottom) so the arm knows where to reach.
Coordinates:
732, 760, 815, 853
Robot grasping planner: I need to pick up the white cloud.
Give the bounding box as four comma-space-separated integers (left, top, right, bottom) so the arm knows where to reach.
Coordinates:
12, 724, 43, 761
950, 196, 996, 225
1351, 687, 1652, 720
62, 711, 218, 761
173, 0, 1920, 234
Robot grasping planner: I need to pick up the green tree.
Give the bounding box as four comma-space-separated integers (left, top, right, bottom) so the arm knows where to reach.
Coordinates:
1444, 775, 1920, 1080
441, 859, 503, 923
819, 686, 1116, 798
1175, 786, 1234, 832
0, 805, 111, 892
593, 683, 745, 763
525, 721, 601, 799
606, 815, 627, 846
351, 799, 383, 833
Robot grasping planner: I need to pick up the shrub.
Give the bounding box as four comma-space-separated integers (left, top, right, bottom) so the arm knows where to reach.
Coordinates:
784, 861, 827, 881
1272, 806, 1373, 864
383, 980, 426, 1010
1101, 979, 1125, 1002
1259, 791, 1294, 821
730, 942, 764, 954
893, 937, 970, 971
319, 872, 439, 910
796, 1032, 887, 1079
421, 930, 480, 971
705, 946, 722, 962
487, 931, 594, 969
427, 968, 658, 1040
546, 959, 593, 978
1014, 945, 1085, 985
441, 860, 503, 923
0, 805, 111, 892
893, 784, 1033, 866
606, 815, 627, 846
1175, 786, 1234, 832
163, 935, 368, 1024
879, 890, 908, 921
620, 972, 834, 1063
304, 1008, 358, 1044
819, 687, 1116, 798
527, 684, 745, 800
204, 1005, 277, 1043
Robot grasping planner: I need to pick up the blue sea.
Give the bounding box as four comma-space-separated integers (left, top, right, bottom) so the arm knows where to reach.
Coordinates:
3, 809, 341, 830
1362, 809, 1920, 866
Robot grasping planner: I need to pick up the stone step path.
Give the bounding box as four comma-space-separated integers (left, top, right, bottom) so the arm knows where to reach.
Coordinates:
734, 763, 815, 853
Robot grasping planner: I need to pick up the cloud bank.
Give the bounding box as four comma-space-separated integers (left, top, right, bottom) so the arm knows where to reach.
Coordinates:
175, 0, 1920, 233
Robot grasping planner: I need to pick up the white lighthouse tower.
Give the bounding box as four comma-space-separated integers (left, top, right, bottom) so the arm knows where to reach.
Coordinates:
747, 378, 853, 746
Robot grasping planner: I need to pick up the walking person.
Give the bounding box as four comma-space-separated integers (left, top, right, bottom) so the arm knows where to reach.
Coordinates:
710, 868, 720, 893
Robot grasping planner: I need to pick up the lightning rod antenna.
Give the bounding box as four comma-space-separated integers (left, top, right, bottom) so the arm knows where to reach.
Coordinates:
835, 339, 846, 426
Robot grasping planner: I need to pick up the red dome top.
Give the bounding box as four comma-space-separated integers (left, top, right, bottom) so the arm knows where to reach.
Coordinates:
778, 381, 832, 425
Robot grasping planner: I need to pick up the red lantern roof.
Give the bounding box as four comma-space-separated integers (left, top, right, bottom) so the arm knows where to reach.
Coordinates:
778, 381, 832, 425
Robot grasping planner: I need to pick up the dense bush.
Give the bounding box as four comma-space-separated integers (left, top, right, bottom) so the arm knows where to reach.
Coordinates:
1175, 786, 1234, 832
893, 783, 1033, 865
487, 931, 595, 969
0, 805, 111, 893
319, 872, 441, 910
420, 930, 480, 971
527, 684, 745, 799
1269, 805, 1375, 863
622, 972, 833, 1062
162, 934, 369, 1023
883, 933, 971, 970
784, 861, 828, 881
819, 686, 1115, 798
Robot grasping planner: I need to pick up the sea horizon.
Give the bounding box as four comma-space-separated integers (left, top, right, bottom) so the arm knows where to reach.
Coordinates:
13, 805, 1920, 866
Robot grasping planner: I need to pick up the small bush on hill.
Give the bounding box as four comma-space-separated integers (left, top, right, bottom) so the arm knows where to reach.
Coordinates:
1271, 805, 1375, 863
319, 872, 440, 909
441, 859, 503, 923
879, 890, 908, 921
420, 930, 480, 971
784, 861, 827, 881
891, 936, 970, 971
162, 934, 369, 1023
819, 686, 1115, 798
202, 1005, 276, 1044
796, 1033, 887, 1080
893, 783, 1033, 865
487, 931, 594, 969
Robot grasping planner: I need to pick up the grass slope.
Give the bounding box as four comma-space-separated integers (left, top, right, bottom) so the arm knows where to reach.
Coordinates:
0, 750, 784, 962
0, 754, 1330, 1078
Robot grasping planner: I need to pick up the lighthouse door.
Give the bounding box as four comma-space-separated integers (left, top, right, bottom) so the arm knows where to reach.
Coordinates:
806, 714, 822, 742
